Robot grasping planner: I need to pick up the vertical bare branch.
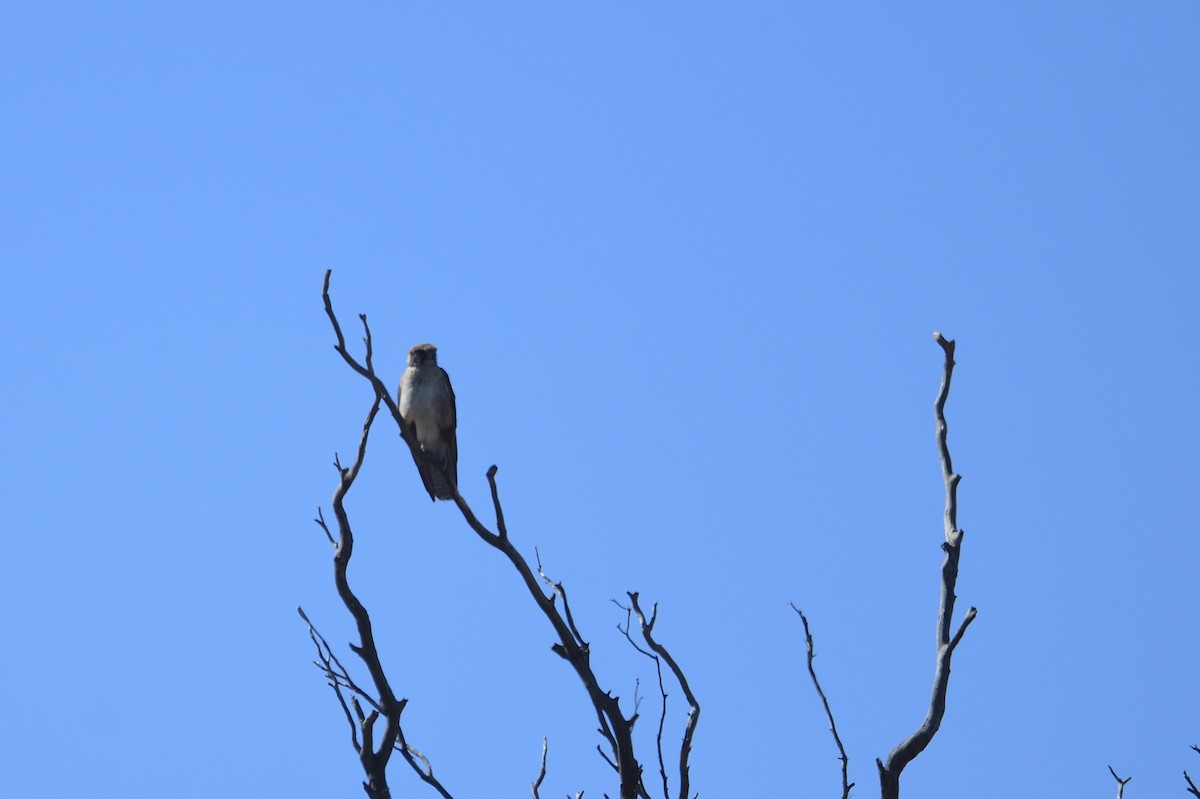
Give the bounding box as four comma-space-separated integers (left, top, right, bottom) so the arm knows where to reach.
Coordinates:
532, 738, 549, 799
314, 395, 408, 798
1108, 766, 1131, 799
790, 604, 852, 799
307, 369, 455, 798
876, 332, 978, 799
614, 600, 671, 799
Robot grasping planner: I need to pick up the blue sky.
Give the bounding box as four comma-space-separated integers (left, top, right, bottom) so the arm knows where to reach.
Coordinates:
2, 3, 1198, 797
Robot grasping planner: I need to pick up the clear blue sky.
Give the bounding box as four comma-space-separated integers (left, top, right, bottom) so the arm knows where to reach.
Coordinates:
3, 3, 1197, 797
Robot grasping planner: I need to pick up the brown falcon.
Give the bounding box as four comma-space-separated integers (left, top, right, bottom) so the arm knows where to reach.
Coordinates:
397, 342, 458, 501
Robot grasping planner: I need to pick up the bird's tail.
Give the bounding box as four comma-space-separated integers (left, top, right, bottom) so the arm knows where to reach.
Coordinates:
419, 459, 456, 501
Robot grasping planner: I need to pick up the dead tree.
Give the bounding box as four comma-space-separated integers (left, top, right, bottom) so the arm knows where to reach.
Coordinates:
302, 271, 699, 799
795, 332, 977, 799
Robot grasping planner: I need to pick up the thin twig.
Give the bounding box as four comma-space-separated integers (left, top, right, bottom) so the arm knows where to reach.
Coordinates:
790, 604, 852, 799
1186, 745, 1200, 798
536, 549, 587, 647
315, 506, 335, 545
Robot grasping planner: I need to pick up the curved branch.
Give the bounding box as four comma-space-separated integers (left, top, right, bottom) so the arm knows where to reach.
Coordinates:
877, 332, 977, 799
322, 269, 445, 500
531, 738, 548, 799
615, 600, 670, 799
322, 396, 407, 797
307, 389, 455, 799
628, 593, 699, 799
461, 474, 644, 798
790, 604, 851, 799
323, 272, 644, 799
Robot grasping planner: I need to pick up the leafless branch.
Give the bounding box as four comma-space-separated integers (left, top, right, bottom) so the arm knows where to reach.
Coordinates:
533, 738, 549, 799
877, 332, 978, 799
299, 607, 382, 715
488, 464, 509, 540
299, 608, 362, 751
302, 386, 454, 799
322, 269, 444, 500
597, 745, 619, 773
1185, 745, 1200, 798
1108, 766, 1131, 799
615, 600, 670, 799
627, 593, 699, 799
790, 604, 852, 799
394, 736, 455, 799
315, 506, 336, 546
322, 272, 651, 799
309, 394, 406, 797
535, 548, 588, 650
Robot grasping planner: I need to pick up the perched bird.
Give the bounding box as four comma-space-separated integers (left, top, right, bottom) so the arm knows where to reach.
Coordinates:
398, 342, 458, 501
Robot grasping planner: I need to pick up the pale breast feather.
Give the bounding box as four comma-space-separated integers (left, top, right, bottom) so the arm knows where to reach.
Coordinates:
399, 368, 453, 450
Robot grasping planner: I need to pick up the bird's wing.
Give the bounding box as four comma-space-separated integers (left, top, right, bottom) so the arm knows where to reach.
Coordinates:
438, 367, 457, 491
408, 368, 458, 502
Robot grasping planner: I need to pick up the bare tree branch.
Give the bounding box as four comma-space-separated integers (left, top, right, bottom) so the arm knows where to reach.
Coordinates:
1185, 745, 1200, 798
309, 395, 408, 797
459, 474, 645, 799
321, 271, 657, 799
790, 604, 852, 799
303, 388, 455, 799
394, 736, 455, 799
300, 608, 364, 751
532, 734, 549, 796
615, 600, 671, 799
627, 593, 699, 799
1108, 765, 1131, 799
876, 332, 978, 799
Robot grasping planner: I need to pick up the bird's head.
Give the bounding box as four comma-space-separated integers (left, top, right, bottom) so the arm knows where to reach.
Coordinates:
408, 342, 438, 367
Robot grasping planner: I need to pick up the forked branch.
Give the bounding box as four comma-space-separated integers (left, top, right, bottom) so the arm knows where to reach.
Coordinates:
614, 595, 700, 799
306, 392, 454, 799
322, 271, 669, 799
876, 332, 978, 799
307, 396, 402, 797
322, 269, 445, 497
1108, 765, 1131, 799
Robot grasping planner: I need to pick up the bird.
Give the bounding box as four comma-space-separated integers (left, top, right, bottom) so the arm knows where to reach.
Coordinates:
397, 342, 458, 501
